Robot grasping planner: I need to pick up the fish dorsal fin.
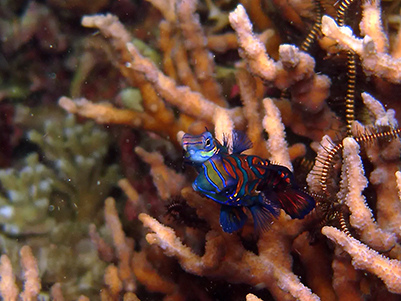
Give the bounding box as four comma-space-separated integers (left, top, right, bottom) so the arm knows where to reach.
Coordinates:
213, 137, 229, 154
223, 130, 253, 154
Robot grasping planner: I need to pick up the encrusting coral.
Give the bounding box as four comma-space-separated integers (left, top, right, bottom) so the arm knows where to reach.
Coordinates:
2, 0, 401, 300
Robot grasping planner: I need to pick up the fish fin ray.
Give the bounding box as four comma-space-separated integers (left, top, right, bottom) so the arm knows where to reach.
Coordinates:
223, 130, 253, 154
219, 205, 248, 233
249, 195, 280, 233
232, 130, 253, 154
275, 189, 315, 218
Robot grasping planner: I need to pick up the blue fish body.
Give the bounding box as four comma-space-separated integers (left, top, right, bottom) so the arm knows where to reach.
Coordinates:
182, 131, 315, 233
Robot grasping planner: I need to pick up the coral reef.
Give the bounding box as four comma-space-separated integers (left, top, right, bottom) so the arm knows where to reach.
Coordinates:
28, 113, 120, 220
1, 0, 401, 300
0, 113, 119, 299
0, 153, 56, 236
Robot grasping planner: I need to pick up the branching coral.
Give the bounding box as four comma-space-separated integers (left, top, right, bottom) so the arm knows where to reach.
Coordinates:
308, 102, 401, 298
321, 6, 401, 83
139, 211, 319, 301
0, 153, 56, 235
52, 0, 401, 299
28, 113, 120, 220
3, 0, 401, 300
229, 4, 339, 141
0, 246, 41, 301
305, 86, 401, 297
323, 226, 401, 294
0, 113, 120, 299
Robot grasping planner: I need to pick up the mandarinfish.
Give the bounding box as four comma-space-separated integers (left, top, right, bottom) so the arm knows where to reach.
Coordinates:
181, 131, 315, 233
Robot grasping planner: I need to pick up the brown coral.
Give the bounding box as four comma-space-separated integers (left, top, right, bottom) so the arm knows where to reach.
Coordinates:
3, 0, 401, 300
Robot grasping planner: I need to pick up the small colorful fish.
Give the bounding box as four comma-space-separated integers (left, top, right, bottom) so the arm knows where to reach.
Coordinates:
182, 131, 315, 233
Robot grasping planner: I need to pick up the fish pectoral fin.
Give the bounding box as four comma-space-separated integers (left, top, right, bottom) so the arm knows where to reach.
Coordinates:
219, 205, 248, 233
249, 195, 281, 233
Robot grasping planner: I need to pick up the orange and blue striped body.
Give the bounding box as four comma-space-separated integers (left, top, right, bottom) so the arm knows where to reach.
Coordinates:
194, 154, 270, 206
182, 131, 315, 233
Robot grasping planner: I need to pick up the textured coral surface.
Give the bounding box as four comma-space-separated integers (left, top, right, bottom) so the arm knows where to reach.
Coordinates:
1, 0, 401, 300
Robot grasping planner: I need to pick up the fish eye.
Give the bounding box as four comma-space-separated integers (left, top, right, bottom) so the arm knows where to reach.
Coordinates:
205, 138, 211, 147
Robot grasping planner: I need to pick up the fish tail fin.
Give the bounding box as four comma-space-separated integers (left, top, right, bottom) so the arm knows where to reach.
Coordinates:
275, 189, 315, 219
249, 195, 280, 232
219, 205, 248, 233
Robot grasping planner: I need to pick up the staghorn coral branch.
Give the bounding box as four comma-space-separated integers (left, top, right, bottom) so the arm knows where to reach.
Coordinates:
134, 147, 186, 200
322, 15, 401, 83
81, 14, 131, 49
246, 294, 263, 301
125, 42, 245, 128
158, 21, 178, 81
59, 97, 159, 129
351, 98, 401, 240
331, 244, 364, 300
263, 98, 292, 171
368, 149, 401, 240
339, 137, 396, 251
118, 179, 139, 205
59, 96, 185, 144
322, 226, 401, 294
229, 5, 323, 91
176, 0, 225, 106
83, 14, 176, 124
104, 197, 136, 292
0, 247, 42, 301
293, 233, 336, 300
236, 68, 267, 157
20, 246, 41, 301
288, 143, 306, 161
145, 0, 177, 23
104, 264, 123, 297
0, 247, 43, 301
139, 212, 320, 301
361, 92, 398, 128
275, 45, 315, 89
123, 292, 141, 301
229, 4, 331, 132
274, 268, 319, 301
396, 171, 401, 201
207, 29, 275, 53
0, 255, 19, 301
117, 179, 147, 220
392, 22, 401, 59
174, 39, 202, 92
321, 15, 364, 54
229, 4, 277, 81
139, 213, 205, 275
360, 0, 388, 53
